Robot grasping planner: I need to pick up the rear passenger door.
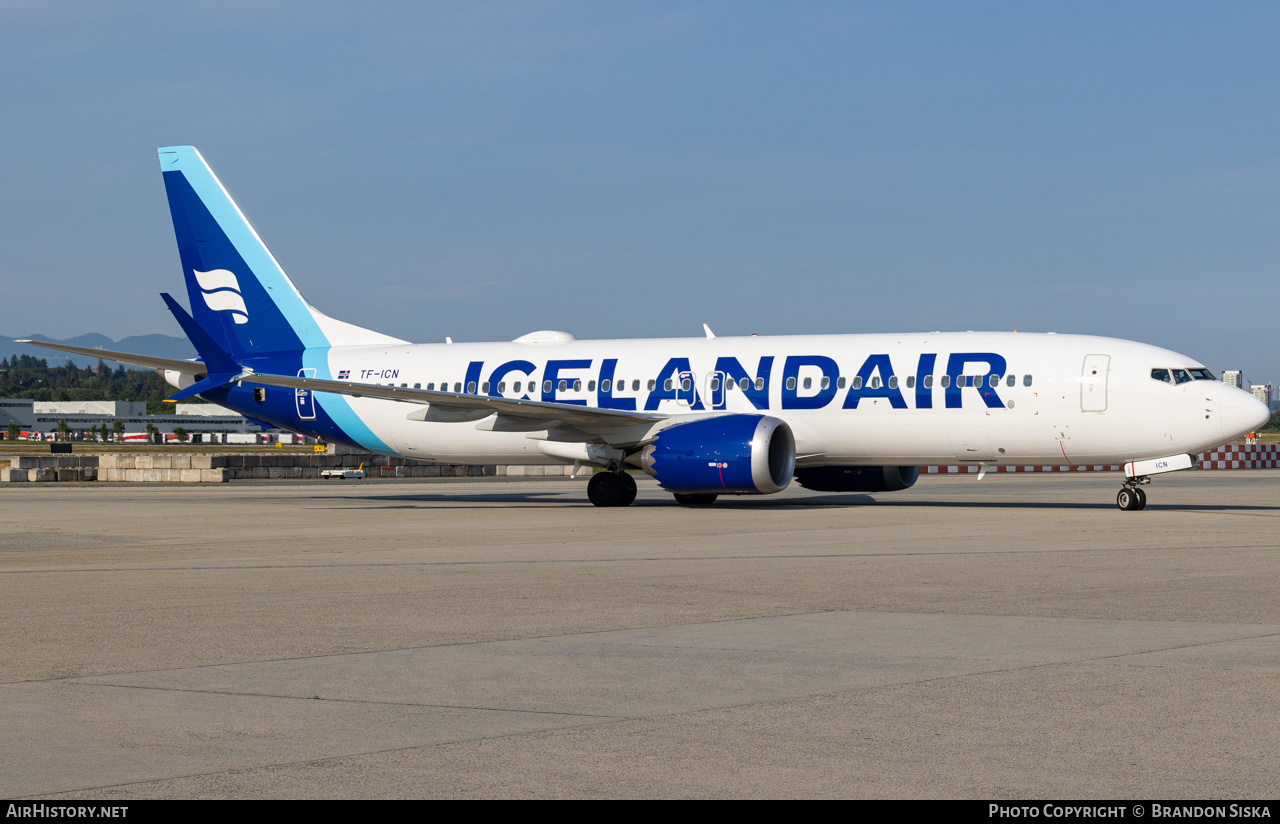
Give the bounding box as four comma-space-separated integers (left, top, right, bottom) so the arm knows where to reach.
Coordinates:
296, 368, 317, 420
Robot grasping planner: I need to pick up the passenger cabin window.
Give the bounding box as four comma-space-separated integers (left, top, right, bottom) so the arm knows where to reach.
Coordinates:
573, 380, 582, 391
1151, 368, 1172, 384
838, 376, 847, 389
786, 377, 797, 390
427, 383, 435, 391
635, 380, 643, 391
543, 380, 552, 393
588, 380, 596, 391
852, 376, 863, 390
453, 382, 462, 393
870, 376, 881, 389
647, 380, 655, 391
664, 379, 673, 391
480, 382, 489, 393
602, 379, 611, 392
989, 375, 998, 388
709, 377, 720, 391
888, 376, 898, 389
512, 381, 521, 393
467, 381, 477, 393
1006, 374, 1015, 387
754, 377, 764, 390
558, 380, 568, 392
1022, 375, 1033, 387
924, 375, 933, 389
1173, 369, 1192, 385
413, 383, 421, 389
498, 381, 506, 393
905, 375, 915, 389
1189, 368, 1216, 381
739, 377, 750, 391
803, 377, 812, 390
941, 375, 950, 388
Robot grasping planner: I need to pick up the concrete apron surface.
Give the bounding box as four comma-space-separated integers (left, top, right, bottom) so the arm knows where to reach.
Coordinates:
6, 612, 1280, 798
2, 471, 1279, 798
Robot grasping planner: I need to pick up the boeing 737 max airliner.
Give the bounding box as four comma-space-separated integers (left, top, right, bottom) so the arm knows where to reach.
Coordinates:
23, 147, 1270, 509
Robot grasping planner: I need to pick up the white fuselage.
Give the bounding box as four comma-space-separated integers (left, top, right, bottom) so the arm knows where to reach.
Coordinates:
307, 331, 1260, 467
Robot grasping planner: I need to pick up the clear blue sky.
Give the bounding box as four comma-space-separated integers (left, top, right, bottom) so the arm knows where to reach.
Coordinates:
2, 2, 1278, 382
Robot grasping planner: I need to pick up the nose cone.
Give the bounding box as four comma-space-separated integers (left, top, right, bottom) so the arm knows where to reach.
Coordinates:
1221, 385, 1271, 440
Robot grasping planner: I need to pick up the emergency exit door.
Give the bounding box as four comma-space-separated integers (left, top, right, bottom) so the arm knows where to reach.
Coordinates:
1081, 355, 1109, 412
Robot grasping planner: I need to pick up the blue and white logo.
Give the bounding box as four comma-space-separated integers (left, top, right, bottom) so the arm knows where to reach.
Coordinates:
193, 269, 248, 325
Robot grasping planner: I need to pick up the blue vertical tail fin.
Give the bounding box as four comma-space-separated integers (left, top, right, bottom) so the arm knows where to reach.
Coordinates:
157, 146, 405, 360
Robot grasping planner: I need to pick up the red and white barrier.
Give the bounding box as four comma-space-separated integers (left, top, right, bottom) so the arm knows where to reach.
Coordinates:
921, 443, 1279, 473
1198, 443, 1280, 469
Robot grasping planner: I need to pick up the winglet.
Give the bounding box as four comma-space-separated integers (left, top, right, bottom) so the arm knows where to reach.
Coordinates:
161, 292, 239, 374
703, 324, 715, 339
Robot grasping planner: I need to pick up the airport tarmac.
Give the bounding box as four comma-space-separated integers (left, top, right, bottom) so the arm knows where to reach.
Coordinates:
2, 471, 1279, 798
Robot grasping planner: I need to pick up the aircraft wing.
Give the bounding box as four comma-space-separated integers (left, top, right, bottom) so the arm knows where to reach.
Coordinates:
242, 372, 668, 429
16, 340, 206, 374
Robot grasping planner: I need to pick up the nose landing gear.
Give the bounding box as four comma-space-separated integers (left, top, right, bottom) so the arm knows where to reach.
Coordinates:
1117, 477, 1148, 511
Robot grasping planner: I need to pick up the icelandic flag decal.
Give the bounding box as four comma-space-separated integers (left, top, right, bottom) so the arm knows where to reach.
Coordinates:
338, 370, 350, 380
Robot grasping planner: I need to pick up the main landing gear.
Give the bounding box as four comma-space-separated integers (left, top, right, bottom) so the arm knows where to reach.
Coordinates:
1117, 477, 1149, 511
587, 470, 637, 507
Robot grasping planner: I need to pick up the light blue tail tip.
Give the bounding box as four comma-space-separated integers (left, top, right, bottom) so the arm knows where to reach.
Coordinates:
157, 145, 199, 170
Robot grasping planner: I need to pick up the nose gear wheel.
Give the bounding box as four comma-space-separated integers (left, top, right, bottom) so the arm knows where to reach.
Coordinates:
1117, 481, 1148, 511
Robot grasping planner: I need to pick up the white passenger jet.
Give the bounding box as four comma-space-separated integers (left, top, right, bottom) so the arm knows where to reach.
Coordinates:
23, 147, 1270, 509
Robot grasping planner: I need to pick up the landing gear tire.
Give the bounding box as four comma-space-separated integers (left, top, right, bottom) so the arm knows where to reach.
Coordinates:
588, 471, 636, 508
673, 492, 718, 506
617, 471, 637, 506
1117, 488, 1147, 511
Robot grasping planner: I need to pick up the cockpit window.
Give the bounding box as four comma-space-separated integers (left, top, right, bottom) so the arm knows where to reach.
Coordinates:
1172, 369, 1193, 385
1151, 368, 1172, 384
1189, 368, 1216, 381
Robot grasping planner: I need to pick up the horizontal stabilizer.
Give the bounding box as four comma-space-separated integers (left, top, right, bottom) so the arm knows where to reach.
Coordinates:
164, 371, 245, 403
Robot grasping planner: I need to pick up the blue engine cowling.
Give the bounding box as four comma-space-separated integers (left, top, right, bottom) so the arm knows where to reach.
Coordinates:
639, 415, 796, 495
794, 465, 921, 493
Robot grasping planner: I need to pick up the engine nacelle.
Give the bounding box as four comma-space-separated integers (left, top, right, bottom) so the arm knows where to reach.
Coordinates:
639, 415, 795, 495
161, 369, 197, 391
794, 465, 921, 493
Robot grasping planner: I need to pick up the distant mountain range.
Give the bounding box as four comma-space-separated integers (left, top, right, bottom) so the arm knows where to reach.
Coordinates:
1, 333, 195, 370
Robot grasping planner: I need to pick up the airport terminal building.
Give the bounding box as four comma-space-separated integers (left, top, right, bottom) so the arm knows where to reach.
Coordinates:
0, 398, 262, 439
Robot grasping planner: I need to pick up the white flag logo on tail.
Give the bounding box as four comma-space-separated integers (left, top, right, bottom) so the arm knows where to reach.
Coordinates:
193, 269, 249, 324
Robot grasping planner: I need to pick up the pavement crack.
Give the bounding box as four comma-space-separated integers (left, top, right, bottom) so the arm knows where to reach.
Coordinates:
62, 680, 622, 720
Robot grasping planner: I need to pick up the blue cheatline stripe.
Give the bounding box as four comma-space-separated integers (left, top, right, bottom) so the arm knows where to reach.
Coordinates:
303, 348, 393, 453
157, 145, 392, 454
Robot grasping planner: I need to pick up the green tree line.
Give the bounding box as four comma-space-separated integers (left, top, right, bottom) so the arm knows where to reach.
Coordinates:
0, 355, 176, 414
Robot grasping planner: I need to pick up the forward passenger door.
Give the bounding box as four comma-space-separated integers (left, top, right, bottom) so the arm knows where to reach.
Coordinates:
1081, 355, 1110, 413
